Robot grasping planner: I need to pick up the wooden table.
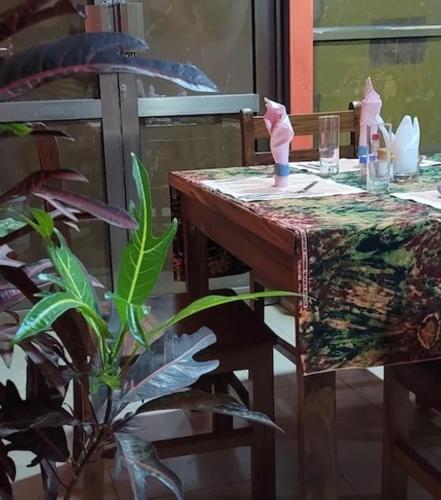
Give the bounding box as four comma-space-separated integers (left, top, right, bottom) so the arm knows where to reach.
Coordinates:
170, 159, 441, 499
170, 171, 338, 500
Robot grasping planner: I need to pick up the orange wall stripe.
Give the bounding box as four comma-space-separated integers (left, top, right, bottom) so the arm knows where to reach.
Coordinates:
290, 0, 314, 149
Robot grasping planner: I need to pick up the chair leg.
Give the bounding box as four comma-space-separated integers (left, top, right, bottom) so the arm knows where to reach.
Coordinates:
382, 366, 411, 500
212, 374, 234, 433
250, 272, 265, 322
249, 346, 275, 500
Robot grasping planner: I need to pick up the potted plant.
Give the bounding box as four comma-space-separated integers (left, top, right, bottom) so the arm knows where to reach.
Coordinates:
0, 2, 290, 498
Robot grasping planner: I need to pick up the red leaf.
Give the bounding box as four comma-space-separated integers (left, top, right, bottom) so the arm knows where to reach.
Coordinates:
0, 0, 82, 43
39, 187, 138, 229
0, 33, 217, 102
0, 169, 87, 204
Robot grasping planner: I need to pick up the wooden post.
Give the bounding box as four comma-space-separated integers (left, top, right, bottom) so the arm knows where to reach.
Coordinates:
297, 367, 338, 500
382, 366, 411, 499
289, 0, 314, 150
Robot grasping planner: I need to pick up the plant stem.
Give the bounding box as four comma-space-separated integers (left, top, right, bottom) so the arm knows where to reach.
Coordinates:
111, 323, 126, 360
62, 432, 102, 500
64, 387, 112, 500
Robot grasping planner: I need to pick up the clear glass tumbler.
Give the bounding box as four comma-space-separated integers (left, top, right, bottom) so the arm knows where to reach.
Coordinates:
367, 123, 392, 194
319, 115, 340, 177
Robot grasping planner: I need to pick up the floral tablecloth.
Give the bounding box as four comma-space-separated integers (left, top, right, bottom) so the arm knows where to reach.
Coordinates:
171, 154, 441, 373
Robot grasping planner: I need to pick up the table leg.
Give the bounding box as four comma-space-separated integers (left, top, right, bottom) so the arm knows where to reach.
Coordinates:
382, 366, 411, 499
182, 216, 209, 297
297, 368, 338, 500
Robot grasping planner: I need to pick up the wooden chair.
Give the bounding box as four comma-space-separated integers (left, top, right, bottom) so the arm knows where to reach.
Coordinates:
99, 290, 277, 499
144, 290, 277, 500
239, 102, 362, 362
240, 101, 361, 166
382, 362, 441, 499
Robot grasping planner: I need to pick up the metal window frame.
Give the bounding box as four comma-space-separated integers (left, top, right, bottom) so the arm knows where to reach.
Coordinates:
0, 0, 282, 286
314, 24, 441, 42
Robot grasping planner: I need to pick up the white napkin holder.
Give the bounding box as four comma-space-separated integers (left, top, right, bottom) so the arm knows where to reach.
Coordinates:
393, 116, 420, 178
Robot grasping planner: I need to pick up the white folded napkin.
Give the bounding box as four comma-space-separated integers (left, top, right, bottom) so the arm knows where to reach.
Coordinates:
392, 115, 420, 174
359, 77, 383, 148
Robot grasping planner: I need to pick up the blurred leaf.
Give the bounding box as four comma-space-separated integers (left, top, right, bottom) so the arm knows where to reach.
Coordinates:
127, 304, 147, 347
0, 313, 20, 368
0, 441, 15, 500
134, 390, 282, 432
0, 378, 71, 465
0, 169, 87, 204
0, 123, 32, 137
37, 187, 138, 229
0, 122, 73, 140
48, 231, 97, 311
115, 433, 183, 500
0, 217, 26, 237
116, 154, 177, 324
0, 169, 137, 230
0, 266, 93, 372
0, 0, 82, 43
30, 208, 54, 240
0, 259, 52, 314
146, 290, 296, 341
117, 327, 218, 410
0, 372, 74, 463
0, 32, 217, 102
0, 244, 23, 268
22, 334, 67, 394
40, 459, 60, 500
13, 292, 82, 344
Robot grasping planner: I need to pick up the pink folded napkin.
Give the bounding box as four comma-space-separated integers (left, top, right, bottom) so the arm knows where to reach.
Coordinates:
263, 97, 294, 165
359, 77, 382, 147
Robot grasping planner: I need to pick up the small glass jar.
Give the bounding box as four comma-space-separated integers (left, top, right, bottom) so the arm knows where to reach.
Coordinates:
367, 124, 392, 194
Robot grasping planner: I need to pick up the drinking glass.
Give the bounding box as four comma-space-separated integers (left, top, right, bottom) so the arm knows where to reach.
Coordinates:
367, 123, 392, 194
319, 115, 340, 177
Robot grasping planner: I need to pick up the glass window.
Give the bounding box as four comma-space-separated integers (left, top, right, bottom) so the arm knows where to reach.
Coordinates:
1, 0, 98, 100
140, 115, 246, 293
139, 0, 254, 96
314, 38, 441, 153
314, 0, 441, 27
0, 121, 112, 289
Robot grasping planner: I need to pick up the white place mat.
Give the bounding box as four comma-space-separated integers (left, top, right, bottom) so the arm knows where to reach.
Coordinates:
202, 173, 365, 202
391, 190, 441, 210
420, 159, 441, 168
290, 158, 360, 174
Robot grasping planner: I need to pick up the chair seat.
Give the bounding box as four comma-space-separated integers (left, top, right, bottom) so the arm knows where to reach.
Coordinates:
395, 360, 441, 413
145, 289, 277, 352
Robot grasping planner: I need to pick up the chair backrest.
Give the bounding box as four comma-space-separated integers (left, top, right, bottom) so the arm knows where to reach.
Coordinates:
240, 101, 362, 166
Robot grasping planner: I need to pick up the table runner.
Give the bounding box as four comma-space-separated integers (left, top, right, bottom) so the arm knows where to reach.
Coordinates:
171, 155, 441, 373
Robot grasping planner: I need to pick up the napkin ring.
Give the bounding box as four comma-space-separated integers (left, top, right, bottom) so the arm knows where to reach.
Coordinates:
274, 163, 290, 188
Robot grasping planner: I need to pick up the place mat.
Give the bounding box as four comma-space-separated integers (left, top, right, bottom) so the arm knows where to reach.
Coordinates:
201, 172, 365, 201
420, 158, 441, 168
391, 189, 441, 210
290, 158, 360, 174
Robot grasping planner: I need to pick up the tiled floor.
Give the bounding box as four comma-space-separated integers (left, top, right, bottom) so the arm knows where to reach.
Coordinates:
9, 305, 441, 498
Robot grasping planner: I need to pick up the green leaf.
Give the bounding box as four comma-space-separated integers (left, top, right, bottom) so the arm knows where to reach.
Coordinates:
115, 154, 177, 323
118, 327, 218, 409
134, 390, 283, 432
48, 230, 98, 312
30, 208, 54, 240
13, 292, 82, 343
146, 291, 296, 342
0, 123, 32, 137
115, 433, 183, 500
0, 217, 26, 237
127, 304, 147, 347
